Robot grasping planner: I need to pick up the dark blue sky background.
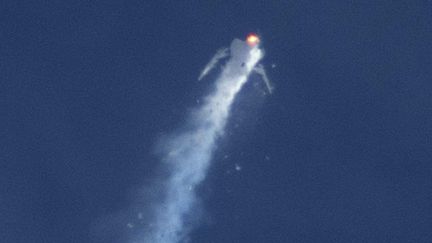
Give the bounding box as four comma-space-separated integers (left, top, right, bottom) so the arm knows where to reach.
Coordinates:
2, 1, 432, 242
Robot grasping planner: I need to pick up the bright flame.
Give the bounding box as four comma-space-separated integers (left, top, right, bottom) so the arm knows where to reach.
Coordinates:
246, 34, 260, 47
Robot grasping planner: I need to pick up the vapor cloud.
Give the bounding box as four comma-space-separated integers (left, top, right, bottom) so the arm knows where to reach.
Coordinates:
133, 39, 264, 243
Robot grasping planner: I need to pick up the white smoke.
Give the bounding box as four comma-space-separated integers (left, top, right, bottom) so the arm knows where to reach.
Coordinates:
133, 39, 264, 243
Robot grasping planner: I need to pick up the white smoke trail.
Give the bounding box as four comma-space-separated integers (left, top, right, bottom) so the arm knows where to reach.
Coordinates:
135, 39, 264, 243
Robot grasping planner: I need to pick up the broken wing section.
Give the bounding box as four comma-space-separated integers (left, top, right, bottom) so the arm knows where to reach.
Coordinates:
254, 64, 274, 94
198, 48, 229, 81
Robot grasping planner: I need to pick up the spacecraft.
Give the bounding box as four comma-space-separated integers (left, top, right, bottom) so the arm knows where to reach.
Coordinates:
199, 33, 273, 94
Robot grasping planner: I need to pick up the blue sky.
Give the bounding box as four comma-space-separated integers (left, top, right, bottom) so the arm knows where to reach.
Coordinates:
2, 1, 432, 242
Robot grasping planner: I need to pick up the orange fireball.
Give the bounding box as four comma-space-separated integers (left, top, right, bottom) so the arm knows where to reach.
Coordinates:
246, 33, 260, 47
